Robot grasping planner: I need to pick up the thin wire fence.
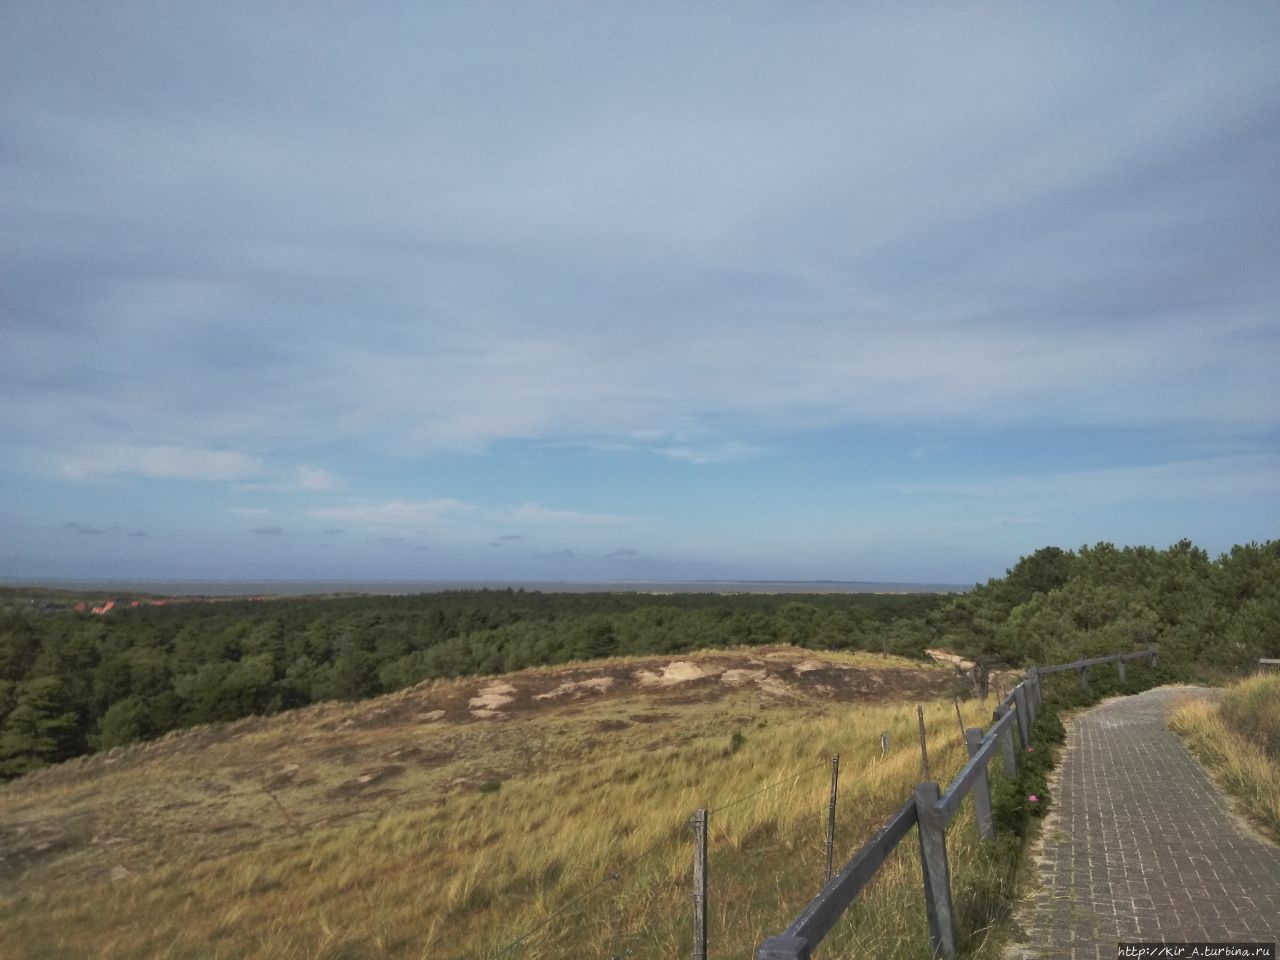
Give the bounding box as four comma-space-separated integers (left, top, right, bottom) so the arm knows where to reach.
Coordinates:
487, 654, 1152, 960
484, 722, 926, 960
706, 760, 832, 960
475, 668, 1010, 960
485, 824, 686, 960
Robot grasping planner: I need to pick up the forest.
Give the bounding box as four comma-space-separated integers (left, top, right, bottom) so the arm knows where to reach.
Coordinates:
1, 539, 1277, 779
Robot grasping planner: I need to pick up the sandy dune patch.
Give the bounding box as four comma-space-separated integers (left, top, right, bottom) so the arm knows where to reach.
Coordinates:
719, 668, 794, 697
720, 668, 768, 686
926, 648, 976, 670
534, 677, 614, 701
792, 659, 829, 674
469, 682, 517, 712
635, 661, 713, 686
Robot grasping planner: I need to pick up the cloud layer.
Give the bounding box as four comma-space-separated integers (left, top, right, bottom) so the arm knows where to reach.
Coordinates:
2, 4, 1278, 582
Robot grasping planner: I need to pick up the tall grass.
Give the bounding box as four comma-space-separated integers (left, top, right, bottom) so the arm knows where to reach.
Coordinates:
1219, 673, 1280, 760
1169, 674, 1280, 843
6, 642, 1140, 960
0, 696, 1006, 960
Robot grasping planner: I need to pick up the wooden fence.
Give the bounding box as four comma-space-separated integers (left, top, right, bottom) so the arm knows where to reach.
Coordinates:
754, 648, 1159, 960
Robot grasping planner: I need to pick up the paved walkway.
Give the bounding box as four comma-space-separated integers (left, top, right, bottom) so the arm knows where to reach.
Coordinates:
1013, 686, 1280, 959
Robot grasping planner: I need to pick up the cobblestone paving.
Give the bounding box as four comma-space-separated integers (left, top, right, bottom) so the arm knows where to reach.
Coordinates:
1012, 686, 1280, 959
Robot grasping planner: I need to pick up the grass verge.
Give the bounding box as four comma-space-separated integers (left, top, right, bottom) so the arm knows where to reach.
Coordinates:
1168, 673, 1280, 844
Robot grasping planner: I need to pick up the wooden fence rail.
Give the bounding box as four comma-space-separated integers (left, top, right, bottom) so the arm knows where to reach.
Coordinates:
755, 648, 1158, 960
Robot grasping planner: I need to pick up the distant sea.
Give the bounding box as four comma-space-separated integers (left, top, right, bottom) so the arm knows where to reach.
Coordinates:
12, 579, 970, 597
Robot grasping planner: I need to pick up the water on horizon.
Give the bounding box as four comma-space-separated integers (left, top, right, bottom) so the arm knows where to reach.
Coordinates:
9, 578, 970, 597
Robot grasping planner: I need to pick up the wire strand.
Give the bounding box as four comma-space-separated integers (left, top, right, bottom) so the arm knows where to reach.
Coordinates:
490, 825, 680, 957
709, 759, 827, 815
491, 746, 875, 956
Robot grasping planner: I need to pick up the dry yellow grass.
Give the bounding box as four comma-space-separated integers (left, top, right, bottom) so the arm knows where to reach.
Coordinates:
0, 647, 1011, 959
1168, 676, 1280, 844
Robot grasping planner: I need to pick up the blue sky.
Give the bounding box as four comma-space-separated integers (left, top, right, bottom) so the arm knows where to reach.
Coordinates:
2, 3, 1278, 586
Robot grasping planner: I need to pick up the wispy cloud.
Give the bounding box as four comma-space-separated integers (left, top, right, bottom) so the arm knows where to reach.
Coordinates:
307, 498, 640, 536
901, 455, 1280, 506
56, 445, 342, 497
238, 466, 343, 493
57, 445, 264, 483
657, 442, 768, 465
505, 502, 640, 526
308, 499, 474, 529
62, 521, 148, 538
63, 521, 104, 535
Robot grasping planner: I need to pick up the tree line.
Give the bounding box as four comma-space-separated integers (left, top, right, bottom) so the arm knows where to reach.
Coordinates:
0, 588, 944, 777
1, 539, 1277, 778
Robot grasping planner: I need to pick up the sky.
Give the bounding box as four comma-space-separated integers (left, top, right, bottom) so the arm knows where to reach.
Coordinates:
2, 3, 1279, 587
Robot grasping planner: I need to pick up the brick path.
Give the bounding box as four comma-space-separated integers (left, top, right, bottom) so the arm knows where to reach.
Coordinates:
1012, 686, 1280, 959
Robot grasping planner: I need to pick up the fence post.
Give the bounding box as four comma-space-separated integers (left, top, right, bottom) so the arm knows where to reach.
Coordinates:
965, 728, 995, 841
1118, 658, 1127, 683
1026, 666, 1039, 724
995, 707, 1017, 778
1013, 685, 1030, 750
1150, 649, 1160, 669
824, 754, 840, 884
914, 782, 956, 960
691, 808, 708, 960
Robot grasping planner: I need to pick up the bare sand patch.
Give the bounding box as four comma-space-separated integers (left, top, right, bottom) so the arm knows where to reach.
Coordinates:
792, 659, 829, 674
469, 682, 517, 712
635, 661, 713, 686
535, 677, 614, 701
720, 668, 768, 686
925, 648, 976, 670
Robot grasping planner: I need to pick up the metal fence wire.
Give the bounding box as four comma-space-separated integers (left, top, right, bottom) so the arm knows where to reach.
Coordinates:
487, 826, 686, 960
485, 725, 921, 960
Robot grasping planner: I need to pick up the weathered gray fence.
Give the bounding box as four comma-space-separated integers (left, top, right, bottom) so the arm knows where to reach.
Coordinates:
755, 648, 1158, 960
1036, 648, 1159, 689
1259, 658, 1280, 673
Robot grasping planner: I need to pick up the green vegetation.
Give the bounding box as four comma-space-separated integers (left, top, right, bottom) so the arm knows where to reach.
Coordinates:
0, 588, 947, 778
2, 537, 1277, 779
937, 540, 1280, 672
1170, 673, 1280, 843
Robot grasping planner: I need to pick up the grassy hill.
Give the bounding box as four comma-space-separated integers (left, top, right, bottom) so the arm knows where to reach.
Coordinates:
0, 646, 1009, 959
